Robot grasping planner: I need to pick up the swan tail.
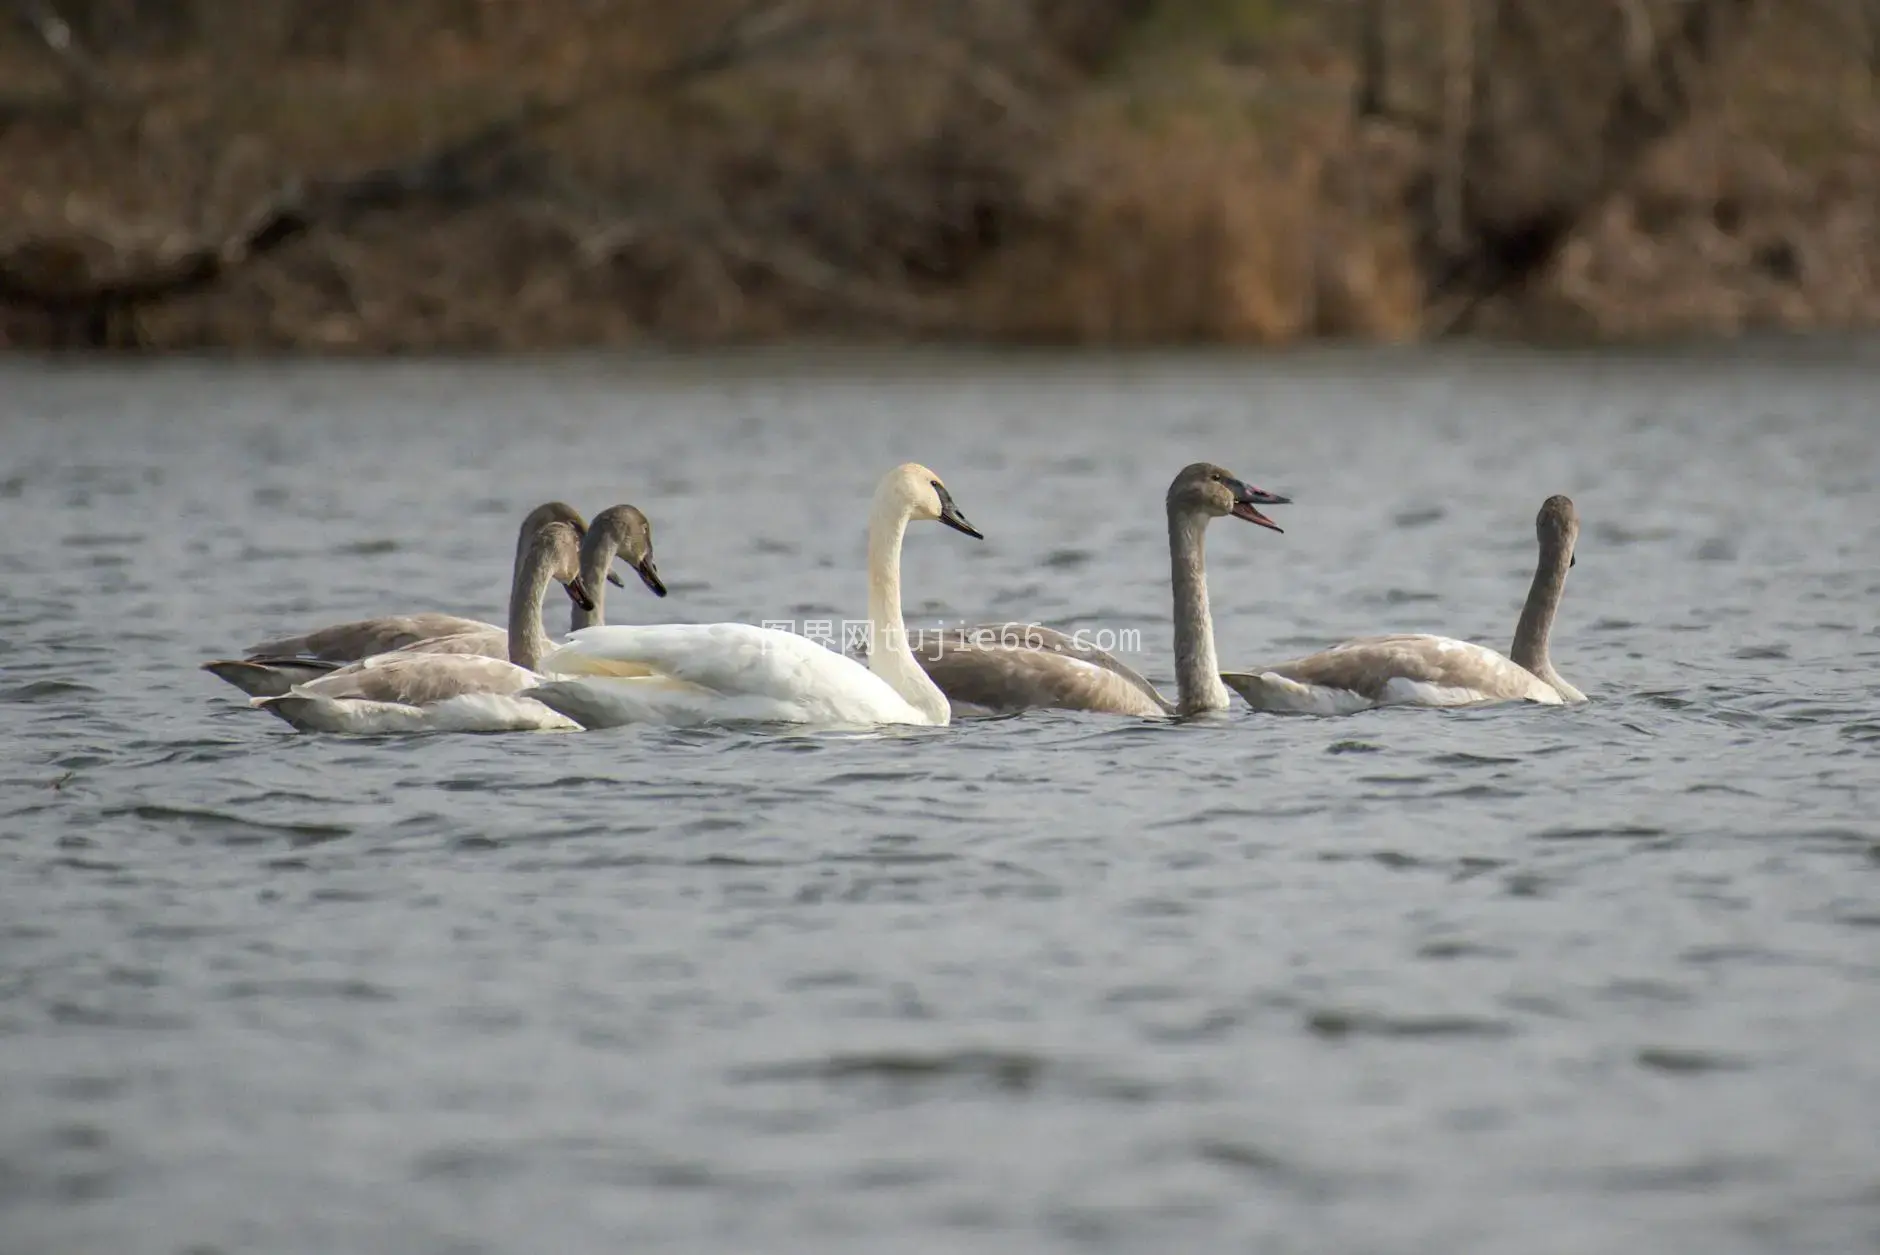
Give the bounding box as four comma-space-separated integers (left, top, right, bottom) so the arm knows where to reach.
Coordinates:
202, 658, 343, 697
1221, 671, 1377, 715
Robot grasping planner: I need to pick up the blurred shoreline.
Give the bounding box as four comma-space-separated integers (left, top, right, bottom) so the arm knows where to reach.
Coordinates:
4, 1, 1878, 353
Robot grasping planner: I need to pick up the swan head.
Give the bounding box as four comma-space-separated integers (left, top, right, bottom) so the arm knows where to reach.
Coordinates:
588, 504, 667, 597
521, 501, 625, 588
879, 463, 983, 539
528, 520, 596, 612
1167, 462, 1289, 532
523, 500, 586, 537
1538, 494, 1579, 568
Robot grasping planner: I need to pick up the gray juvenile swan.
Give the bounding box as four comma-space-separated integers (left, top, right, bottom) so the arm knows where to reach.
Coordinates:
202, 501, 622, 696
1222, 495, 1585, 713
569, 505, 667, 629
368, 502, 667, 655
252, 520, 604, 733
910, 463, 1289, 717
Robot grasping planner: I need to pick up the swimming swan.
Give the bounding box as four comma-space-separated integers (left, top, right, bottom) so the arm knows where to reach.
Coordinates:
909, 463, 1289, 717
527, 463, 982, 729
1222, 495, 1585, 713
388, 502, 667, 654
201, 501, 625, 697
569, 505, 667, 630
252, 520, 602, 733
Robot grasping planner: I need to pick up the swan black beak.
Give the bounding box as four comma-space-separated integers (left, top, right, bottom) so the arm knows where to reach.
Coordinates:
1570, 553, 1577, 568
634, 555, 668, 597
1228, 478, 1289, 533
605, 570, 626, 588
934, 482, 983, 540
563, 575, 596, 612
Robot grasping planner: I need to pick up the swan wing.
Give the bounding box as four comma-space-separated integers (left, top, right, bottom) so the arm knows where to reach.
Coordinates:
389, 628, 508, 658
244, 613, 500, 662
542, 623, 868, 699
910, 624, 1170, 717
200, 656, 344, 697
250, 652, 576, 732
920, 623, 1166, 694
279, 652, 540, 706
536, 623, 923, 726
256, 691, 575, 733
208, 626, 507, 698
1225, 634, 1562, 712
526, 677, 819, 729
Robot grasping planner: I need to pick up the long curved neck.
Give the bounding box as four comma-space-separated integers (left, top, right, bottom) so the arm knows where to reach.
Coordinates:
1169, 507, 1230, 714
514, 515, 548, 587
570, 528, 615, 632
865, 497, 950, 725
1510, 537, 1576, 697
507, 544, 559, 671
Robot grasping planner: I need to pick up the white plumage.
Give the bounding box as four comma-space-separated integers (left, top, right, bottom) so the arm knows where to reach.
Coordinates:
529, 463, 982, 731
531, 623, 931, 728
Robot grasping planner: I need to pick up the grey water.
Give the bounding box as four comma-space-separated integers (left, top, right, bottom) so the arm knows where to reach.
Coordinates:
1, 344, 1877, 1255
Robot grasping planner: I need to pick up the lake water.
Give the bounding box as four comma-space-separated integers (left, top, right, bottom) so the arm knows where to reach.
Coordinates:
1, 344, 1877, 1255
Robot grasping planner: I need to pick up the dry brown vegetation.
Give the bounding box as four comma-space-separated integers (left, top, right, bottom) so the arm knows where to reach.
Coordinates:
1, 0, 1876, 350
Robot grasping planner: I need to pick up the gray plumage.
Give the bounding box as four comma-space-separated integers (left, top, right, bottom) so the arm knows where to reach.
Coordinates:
1223, 495, 1585, 711
909, 622, 1172, 717
204, 501, 594, 697
569, 504, 666, 631
251, 521, 590, 732
908, 463, 1289, 718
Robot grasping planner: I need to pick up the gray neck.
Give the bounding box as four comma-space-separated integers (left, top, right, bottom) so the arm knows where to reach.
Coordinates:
569, 585, 602, 633
570, 527, 617, 633
1510, 535, 1572, 694
1169, 507, 1230, 714
506, 545, 559, 670
514, 508, 560, 582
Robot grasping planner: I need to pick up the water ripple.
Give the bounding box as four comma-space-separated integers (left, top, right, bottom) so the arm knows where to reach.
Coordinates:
2, 350, 1877, 1255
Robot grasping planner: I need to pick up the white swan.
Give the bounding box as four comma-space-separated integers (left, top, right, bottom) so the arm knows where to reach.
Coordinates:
527, 463, 982, 729
907, 463, 1289, 717
201, 501, 626, 697
1223, 495, 1586, 713
252, 520, 601, 733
